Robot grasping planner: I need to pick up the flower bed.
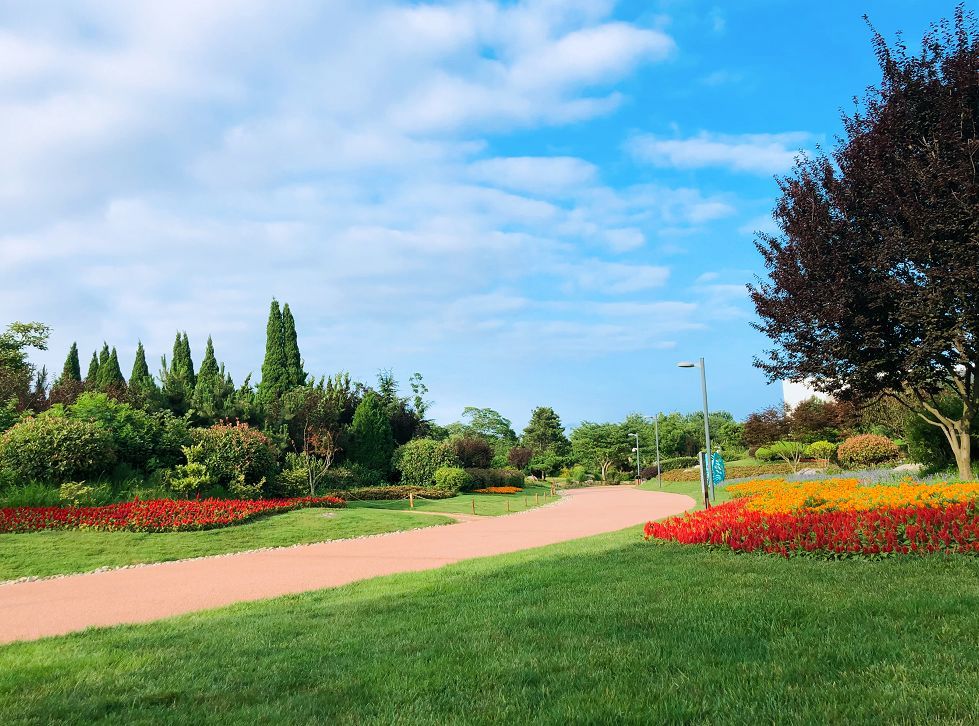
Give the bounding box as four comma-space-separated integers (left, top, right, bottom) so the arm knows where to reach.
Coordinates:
472, 486, 523, 494
0, 496, 346, 534
645, 478, 979, 558
727, 478, 979, 513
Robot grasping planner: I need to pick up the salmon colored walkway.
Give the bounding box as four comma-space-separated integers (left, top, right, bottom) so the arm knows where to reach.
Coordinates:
0, 486, 693, 644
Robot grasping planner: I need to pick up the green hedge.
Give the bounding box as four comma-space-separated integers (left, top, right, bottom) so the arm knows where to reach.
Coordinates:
662, 463, 795, 482
326, 485, 458, 501
464, 468, 525, 490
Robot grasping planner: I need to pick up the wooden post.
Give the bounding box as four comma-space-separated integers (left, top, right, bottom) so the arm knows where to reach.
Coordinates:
506, 500, 510, 513
472, 497, 476, 515
409, 492, 414, 509
535, 493, 539, 505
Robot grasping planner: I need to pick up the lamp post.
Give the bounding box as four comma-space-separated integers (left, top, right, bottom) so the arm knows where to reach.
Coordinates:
677, 357, 713, 504
628, 432, 641, 482
653, 413, 662, 489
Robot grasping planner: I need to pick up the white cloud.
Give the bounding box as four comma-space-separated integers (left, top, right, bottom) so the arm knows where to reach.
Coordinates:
563, 260, 670, 294
467, 156, 598, 196
0, 0, 753, 416
628, 131, 811, 175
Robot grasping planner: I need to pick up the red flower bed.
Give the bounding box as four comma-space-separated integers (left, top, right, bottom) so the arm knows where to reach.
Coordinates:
0, 496, 346, 534
644, 498, 979, 558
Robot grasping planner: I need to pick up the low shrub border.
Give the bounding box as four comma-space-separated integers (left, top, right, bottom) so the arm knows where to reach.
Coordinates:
472, 486, 523, 494
661, 463, 795, 482
326, 485, 457, 501
0, 496, 345, 534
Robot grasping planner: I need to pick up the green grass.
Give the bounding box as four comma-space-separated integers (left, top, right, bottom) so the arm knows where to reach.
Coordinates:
348, 483, 555, 516
0, 508, 453, 582
2, 518, 978, 723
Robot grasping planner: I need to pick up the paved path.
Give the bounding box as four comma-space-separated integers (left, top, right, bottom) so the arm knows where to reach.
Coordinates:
0, 487, 693, 644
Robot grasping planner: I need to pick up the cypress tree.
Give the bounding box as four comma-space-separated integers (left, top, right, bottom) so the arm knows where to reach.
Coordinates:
281, 303, 306, 387
181, 332, 196, 389
59, 342, 81, 383
128, 341, 160, 408
85, 352, 99, 385
258, 299, 290, 402
94, 343, 110, 391
161, 332, 195, 415
96, 347, 126, 391
192, 336, 223, 422
347, 391, 395, 474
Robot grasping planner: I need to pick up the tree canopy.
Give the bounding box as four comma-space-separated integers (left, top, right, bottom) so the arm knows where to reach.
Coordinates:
751, 8, 979, 477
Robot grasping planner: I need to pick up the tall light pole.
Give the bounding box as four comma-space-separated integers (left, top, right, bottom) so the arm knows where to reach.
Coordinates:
677, 357, 713, 503
653, 413, 662, 489
628, 432, 641, 482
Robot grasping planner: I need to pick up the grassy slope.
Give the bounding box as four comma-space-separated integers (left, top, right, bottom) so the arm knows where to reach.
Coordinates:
349, 483, 555, 516
0, 508, 453, 581
3, 484, 978, 723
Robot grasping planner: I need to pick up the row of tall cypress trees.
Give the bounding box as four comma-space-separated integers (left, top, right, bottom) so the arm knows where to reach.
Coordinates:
52, 299, 306, 425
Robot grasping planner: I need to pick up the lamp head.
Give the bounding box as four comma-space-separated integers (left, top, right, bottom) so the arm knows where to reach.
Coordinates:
676, 361, 696, 368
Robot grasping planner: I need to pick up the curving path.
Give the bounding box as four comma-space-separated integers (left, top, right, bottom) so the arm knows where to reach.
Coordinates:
0, 486, 693, 644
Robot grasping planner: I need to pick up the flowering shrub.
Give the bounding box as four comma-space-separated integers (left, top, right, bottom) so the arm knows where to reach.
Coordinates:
727, 478, 979, 513
0, 496, 345, 534
472, 486, 523, 494
836, 434, 900, 468
644, 498, 979, 558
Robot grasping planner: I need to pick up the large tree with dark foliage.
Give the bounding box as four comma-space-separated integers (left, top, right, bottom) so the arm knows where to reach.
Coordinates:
751, 8, 979, 478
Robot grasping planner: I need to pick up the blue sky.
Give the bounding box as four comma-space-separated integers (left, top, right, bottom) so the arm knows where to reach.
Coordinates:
0, 0, 959, 429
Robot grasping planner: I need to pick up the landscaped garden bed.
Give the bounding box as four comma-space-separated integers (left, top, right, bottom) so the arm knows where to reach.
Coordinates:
0, 496, 345, 534
645, 478, 979, 558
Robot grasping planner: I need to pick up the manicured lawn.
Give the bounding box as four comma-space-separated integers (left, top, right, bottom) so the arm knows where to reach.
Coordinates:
349, 483, 556, 516
639, 477, 733, 506
0, 508, 452, 582
3, 511, 978, 722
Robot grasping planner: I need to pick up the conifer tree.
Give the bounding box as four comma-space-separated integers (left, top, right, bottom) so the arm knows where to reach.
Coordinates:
161, 332, 196, 415
192, 336, 225, 423
180, 332, 196, 389
97, 343, 110, 372
85, 352, 99, 385
347, 391, 395, 474
258, 299, 290, 403
59, 342, 81, 383
281, 303, 306, 387
96, 347, 126, 392
128, 341, 160, 409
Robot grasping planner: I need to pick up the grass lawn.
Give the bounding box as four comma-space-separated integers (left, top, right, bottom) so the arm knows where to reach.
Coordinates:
0, 508, 453, 582
4, 487, 979, 723
349, 483, 556, 517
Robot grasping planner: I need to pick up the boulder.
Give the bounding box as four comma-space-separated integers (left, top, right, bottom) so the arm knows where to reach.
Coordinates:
893, 462, 924, 475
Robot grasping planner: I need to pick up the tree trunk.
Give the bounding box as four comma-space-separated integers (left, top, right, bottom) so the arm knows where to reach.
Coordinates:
917, 397, 973, 480
951, 424, 972, 480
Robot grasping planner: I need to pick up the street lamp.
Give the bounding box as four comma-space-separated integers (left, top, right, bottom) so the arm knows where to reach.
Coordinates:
628, 432, 641, 482
677, 357, 713, 504
651, 413, 662, 489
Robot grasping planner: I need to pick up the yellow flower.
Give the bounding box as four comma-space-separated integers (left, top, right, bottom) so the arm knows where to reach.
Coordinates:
727, 478, 979, 513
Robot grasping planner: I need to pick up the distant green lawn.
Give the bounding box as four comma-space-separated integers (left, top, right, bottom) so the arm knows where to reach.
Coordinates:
2, 511, 978, 722
349, 483, 555, 517
0, 508, 452, 582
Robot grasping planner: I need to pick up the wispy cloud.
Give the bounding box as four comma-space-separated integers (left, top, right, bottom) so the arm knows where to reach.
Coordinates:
627, 130, 811, 174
